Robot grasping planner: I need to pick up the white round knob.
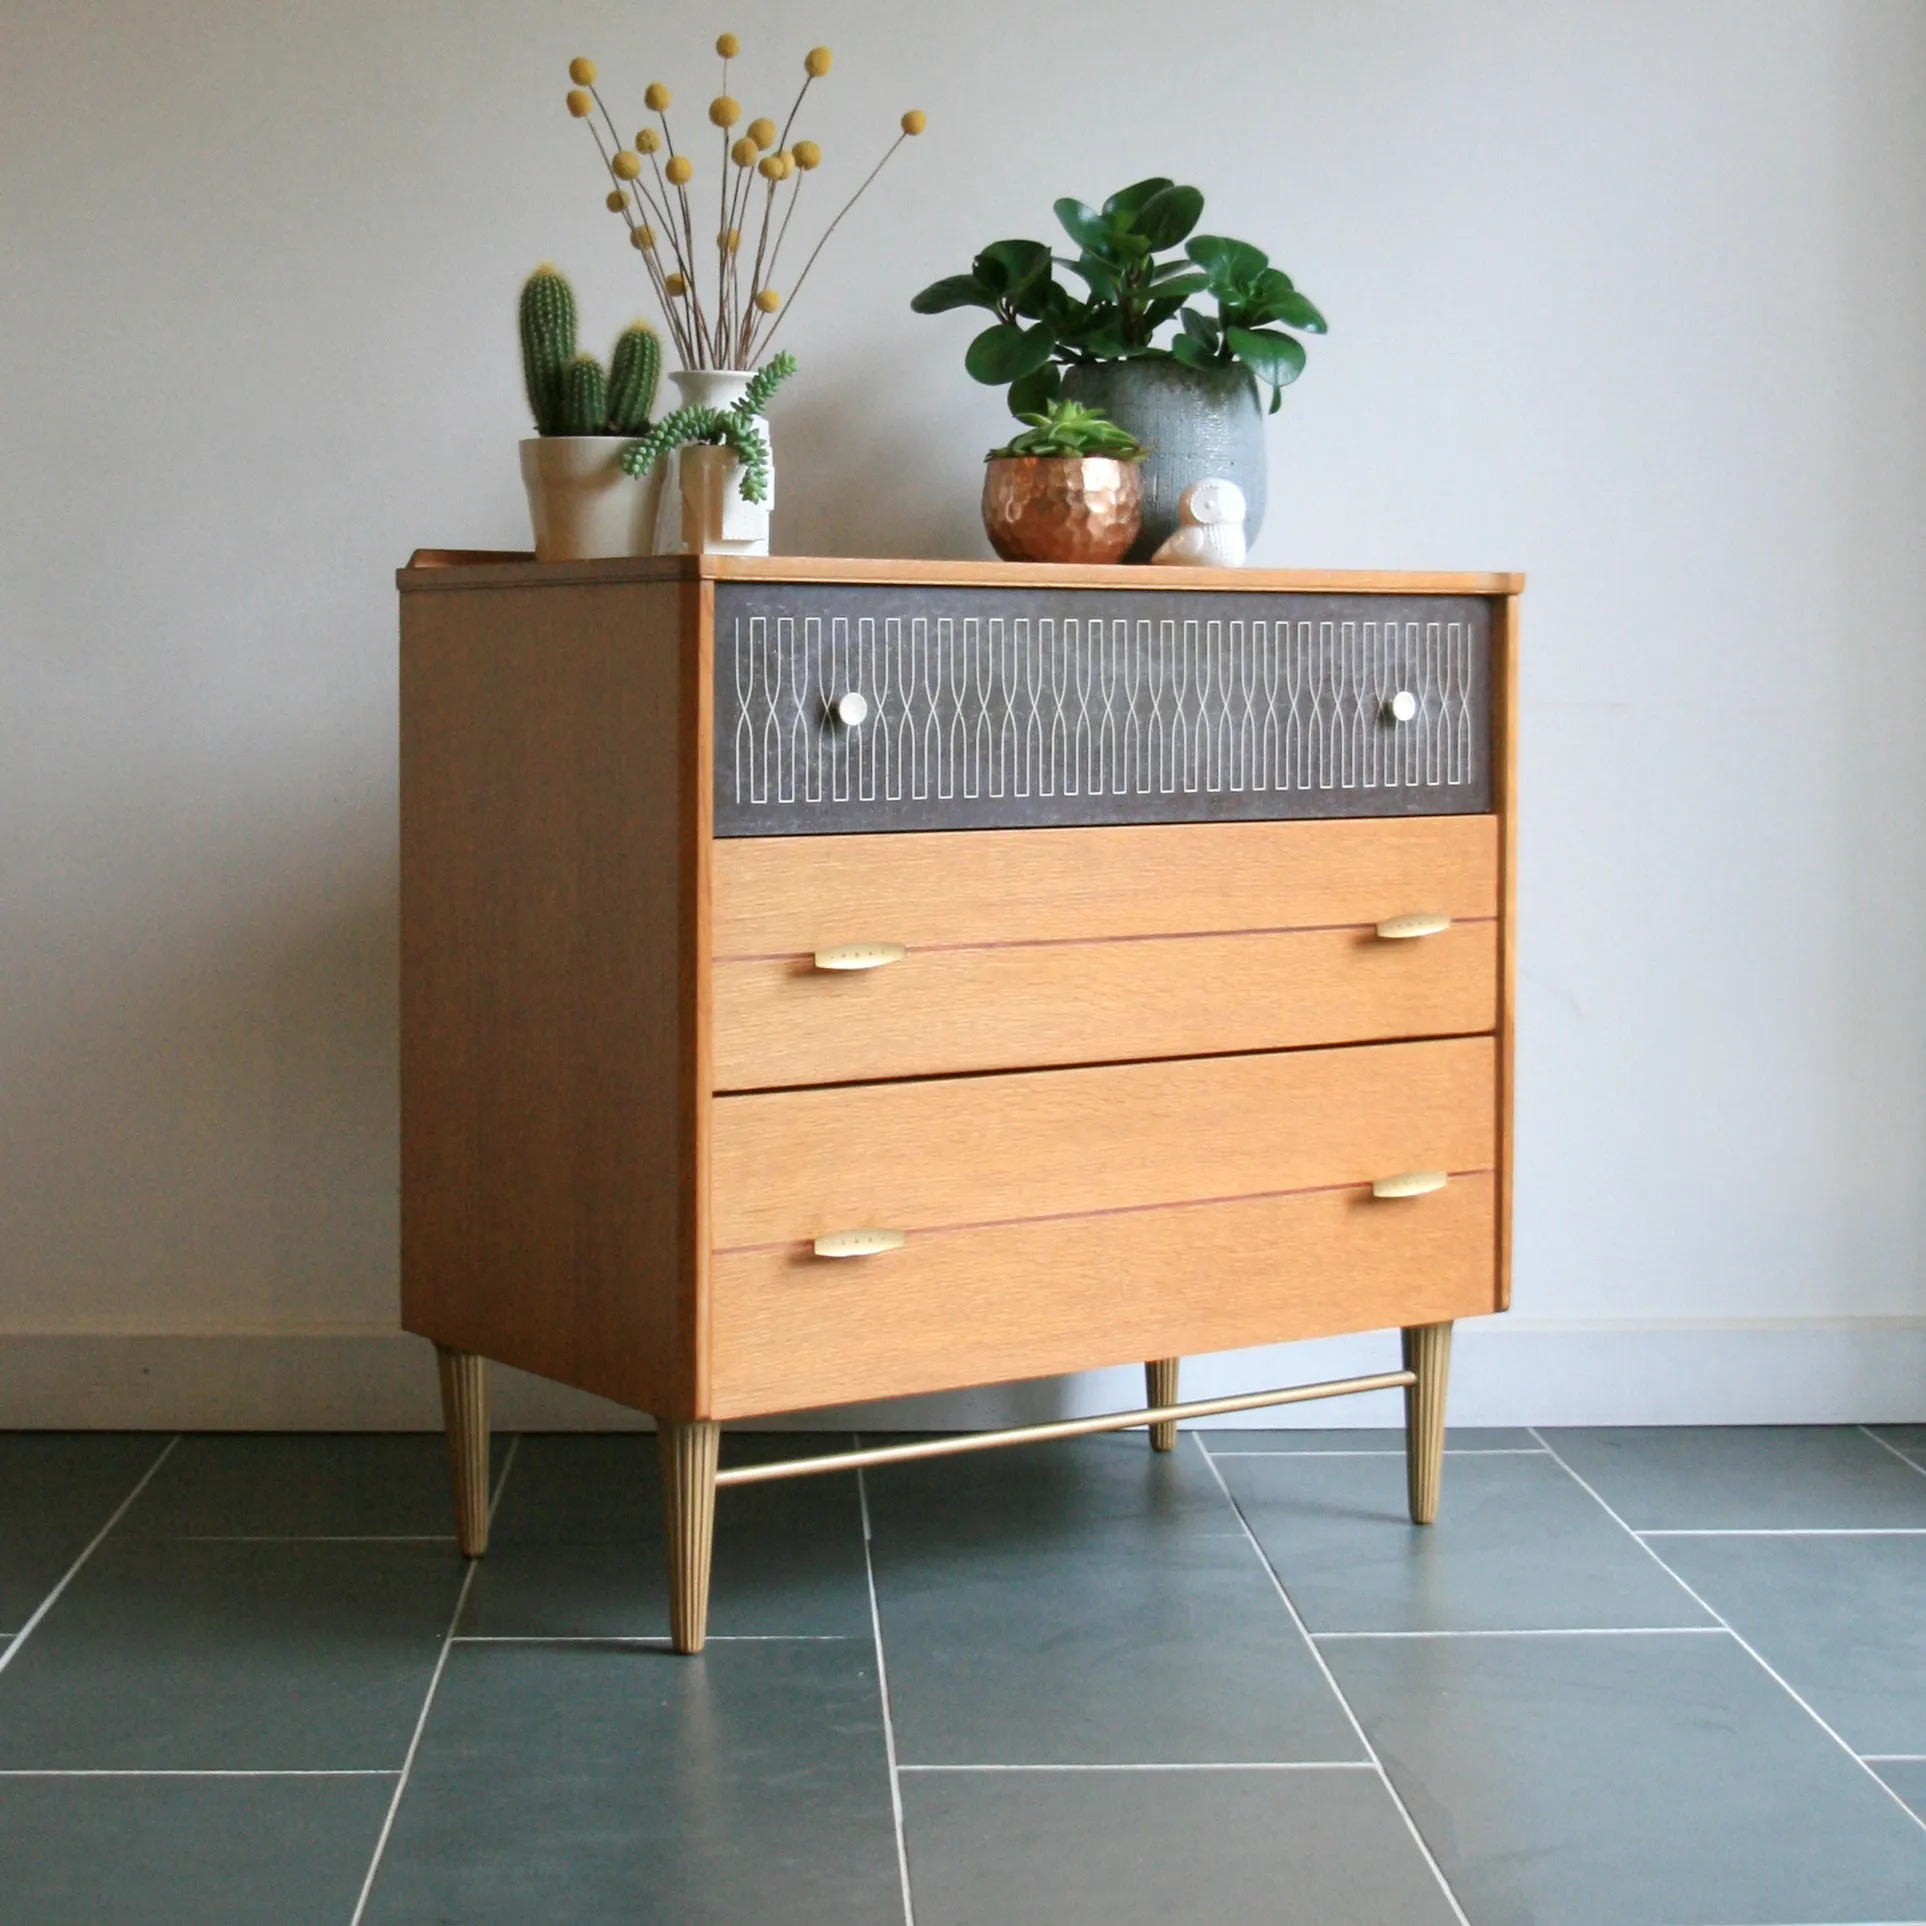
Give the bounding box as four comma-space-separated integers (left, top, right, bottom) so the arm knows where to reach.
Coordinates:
834, 690, 869, 728
1386, 690, 1418, 724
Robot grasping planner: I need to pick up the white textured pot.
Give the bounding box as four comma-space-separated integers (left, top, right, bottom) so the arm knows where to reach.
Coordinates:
519, 436, 660, 562
651, 369, 773, 556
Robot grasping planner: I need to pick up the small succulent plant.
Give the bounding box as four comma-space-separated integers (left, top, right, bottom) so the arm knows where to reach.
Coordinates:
618, 350, 796, 502
989, 400, 1145, 462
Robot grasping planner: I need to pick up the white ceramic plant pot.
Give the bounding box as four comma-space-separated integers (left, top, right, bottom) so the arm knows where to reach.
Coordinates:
519, 436, 661, 562
650, 369, 773, 556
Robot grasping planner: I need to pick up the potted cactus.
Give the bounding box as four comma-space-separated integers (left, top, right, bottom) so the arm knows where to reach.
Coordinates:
518, 264, 664, 560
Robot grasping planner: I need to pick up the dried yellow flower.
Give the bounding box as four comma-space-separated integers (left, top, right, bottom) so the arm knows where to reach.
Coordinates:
731, 134, 758, 166
709, 95, 741, 128
754, 288, 781, 312
569, 57, 597, 85
611, 150, 642, 180
665, 154, 694, 185
635, 127, 662, 154
566, 89, 594, 117
632, 223, 657, 249
717, 226, 742, 253
644, 82, 671, 111
664, 272, 689, 297
757, 153, 784, 181
746, 116, 777, 151
804, 46, 832, 76
606, 189, 626, 211
716, 32, 740, 58
792, 139, 821, 169
900, 109, 927, 135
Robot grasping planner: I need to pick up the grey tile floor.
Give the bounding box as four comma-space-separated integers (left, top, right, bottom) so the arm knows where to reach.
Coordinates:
1, 1425, 1924, 1924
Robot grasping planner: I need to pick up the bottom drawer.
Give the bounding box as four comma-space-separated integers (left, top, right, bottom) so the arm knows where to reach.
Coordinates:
709, 1169, 1496, 1419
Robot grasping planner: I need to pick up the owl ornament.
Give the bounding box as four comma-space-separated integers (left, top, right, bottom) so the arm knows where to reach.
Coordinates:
1150, 477, 1248, 568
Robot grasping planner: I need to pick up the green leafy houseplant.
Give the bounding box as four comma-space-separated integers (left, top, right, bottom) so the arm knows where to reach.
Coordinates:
989, 399, 1145, 461
619, 351, 796, 502
911, 179, 1327, 415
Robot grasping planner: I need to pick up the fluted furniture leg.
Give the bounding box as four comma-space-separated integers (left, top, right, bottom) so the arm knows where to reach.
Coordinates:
1145, 1357, 1180, 1452
1401, 1321, 1453, 1525
436, 1346, 491, 1557
658, 1420, 721, 1654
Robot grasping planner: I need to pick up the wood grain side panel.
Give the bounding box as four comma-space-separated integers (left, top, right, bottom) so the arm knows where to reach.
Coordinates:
400, 577, 695, 1414
713, 816, 1498, 956
714, 921, 1497, 1089
712, 1037, 1495, 1249
711, 1171, 1498, 1417
1493, 593, 1520, 1310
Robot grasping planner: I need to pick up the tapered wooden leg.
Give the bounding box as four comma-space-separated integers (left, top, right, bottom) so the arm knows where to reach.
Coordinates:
658, 1420, 720, 1655
1145, 1357, 1180, 1452
435, 1346, 490, 1558
1402, 1321, 1453, 1525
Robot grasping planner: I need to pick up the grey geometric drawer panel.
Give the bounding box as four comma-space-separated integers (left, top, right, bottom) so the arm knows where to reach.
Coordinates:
713, 582, 1491, 837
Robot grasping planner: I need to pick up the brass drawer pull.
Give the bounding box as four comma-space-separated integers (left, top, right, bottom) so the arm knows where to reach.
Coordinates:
1375, 913, 1451, 940
813, 942, 907, 972
813, 1227, 907, 1260
1371, 1170, 1448, 1200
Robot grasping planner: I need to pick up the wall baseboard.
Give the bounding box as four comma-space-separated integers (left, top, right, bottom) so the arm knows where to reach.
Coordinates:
2, 1319, 1923, 1430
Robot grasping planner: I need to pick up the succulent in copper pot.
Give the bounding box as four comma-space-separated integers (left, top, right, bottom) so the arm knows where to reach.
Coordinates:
980, 400, 1146, 564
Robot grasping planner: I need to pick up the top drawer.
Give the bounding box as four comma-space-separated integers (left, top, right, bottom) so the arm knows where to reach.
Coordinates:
714, 581, 1491, 836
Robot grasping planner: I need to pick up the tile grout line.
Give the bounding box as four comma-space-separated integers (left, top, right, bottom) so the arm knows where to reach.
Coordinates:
1314, 1627, 1729, 1640
1205, 1447, 1549, 1457
1525, 1427, 1926, 1838
1863, 1754, 1926, 1763
1640, 1527, 1926, 1539
348, 1432, 522, 1926
897, 1761, 1380, 1773
1860, 1426, 1926, 1480
0, 1434, 181, 1680
448, 1634, 857, 1644
177, 1535, 459, 1544
1194, 1434, 1473, 1926
0, 1768, 400, 1778
856, 1457, 916, 1926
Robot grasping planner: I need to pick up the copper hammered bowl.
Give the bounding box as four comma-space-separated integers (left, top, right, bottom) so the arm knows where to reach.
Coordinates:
981, 456, 1143, 565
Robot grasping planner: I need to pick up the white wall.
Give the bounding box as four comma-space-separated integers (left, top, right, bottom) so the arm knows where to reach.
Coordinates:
4, 0, 1924, 1428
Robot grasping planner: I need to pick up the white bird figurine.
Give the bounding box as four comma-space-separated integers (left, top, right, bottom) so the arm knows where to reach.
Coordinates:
1150, 477, 1248, 568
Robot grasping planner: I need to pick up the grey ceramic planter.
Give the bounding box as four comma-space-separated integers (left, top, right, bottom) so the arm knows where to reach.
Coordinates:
1061, 358, 1266, 563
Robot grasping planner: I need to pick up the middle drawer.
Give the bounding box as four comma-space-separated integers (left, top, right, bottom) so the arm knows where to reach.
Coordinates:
711, 1034, 1496, 1251
711, 814, 1498, 1089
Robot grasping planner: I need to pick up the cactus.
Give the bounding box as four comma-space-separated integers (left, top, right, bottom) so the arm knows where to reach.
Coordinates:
559, 353, 609, 435
519, 265, 578, 436
605, 322, 661, 435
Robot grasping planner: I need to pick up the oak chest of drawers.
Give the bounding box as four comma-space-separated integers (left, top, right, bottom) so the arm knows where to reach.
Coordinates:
398, 554, 1520, 1652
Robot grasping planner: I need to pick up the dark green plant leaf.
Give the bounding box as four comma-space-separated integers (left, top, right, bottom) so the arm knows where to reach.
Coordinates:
1140, 296, 1189, 332
1187, 234, 1269, 291
1252, 266, 1298, 303
1134, 184, 1204, 251
1180, 307, 1221, 348
973, 238, 1052, 298
1169, 332, 1218, 369
1053, 198, 1112, 254
1253, 288, 1329, 333
910, 274, 996, 315
1007, 362, 1063, 418
1147, 266, 1209, 300
1102, 177, 1174, 220
1112, 230, 1153, 260
1227, 325, 1306, 410
1068, 252, 1120, 299
966, 319, 1057, 384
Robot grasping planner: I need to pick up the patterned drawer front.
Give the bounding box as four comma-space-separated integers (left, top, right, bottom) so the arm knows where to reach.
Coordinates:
714, 581, 1491, 836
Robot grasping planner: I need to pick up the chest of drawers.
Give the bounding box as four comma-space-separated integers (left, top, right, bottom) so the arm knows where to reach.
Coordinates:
398, 554, 1520, 1652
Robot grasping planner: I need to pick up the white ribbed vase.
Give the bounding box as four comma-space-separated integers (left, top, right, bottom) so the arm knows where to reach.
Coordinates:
650, 368, 774, 556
